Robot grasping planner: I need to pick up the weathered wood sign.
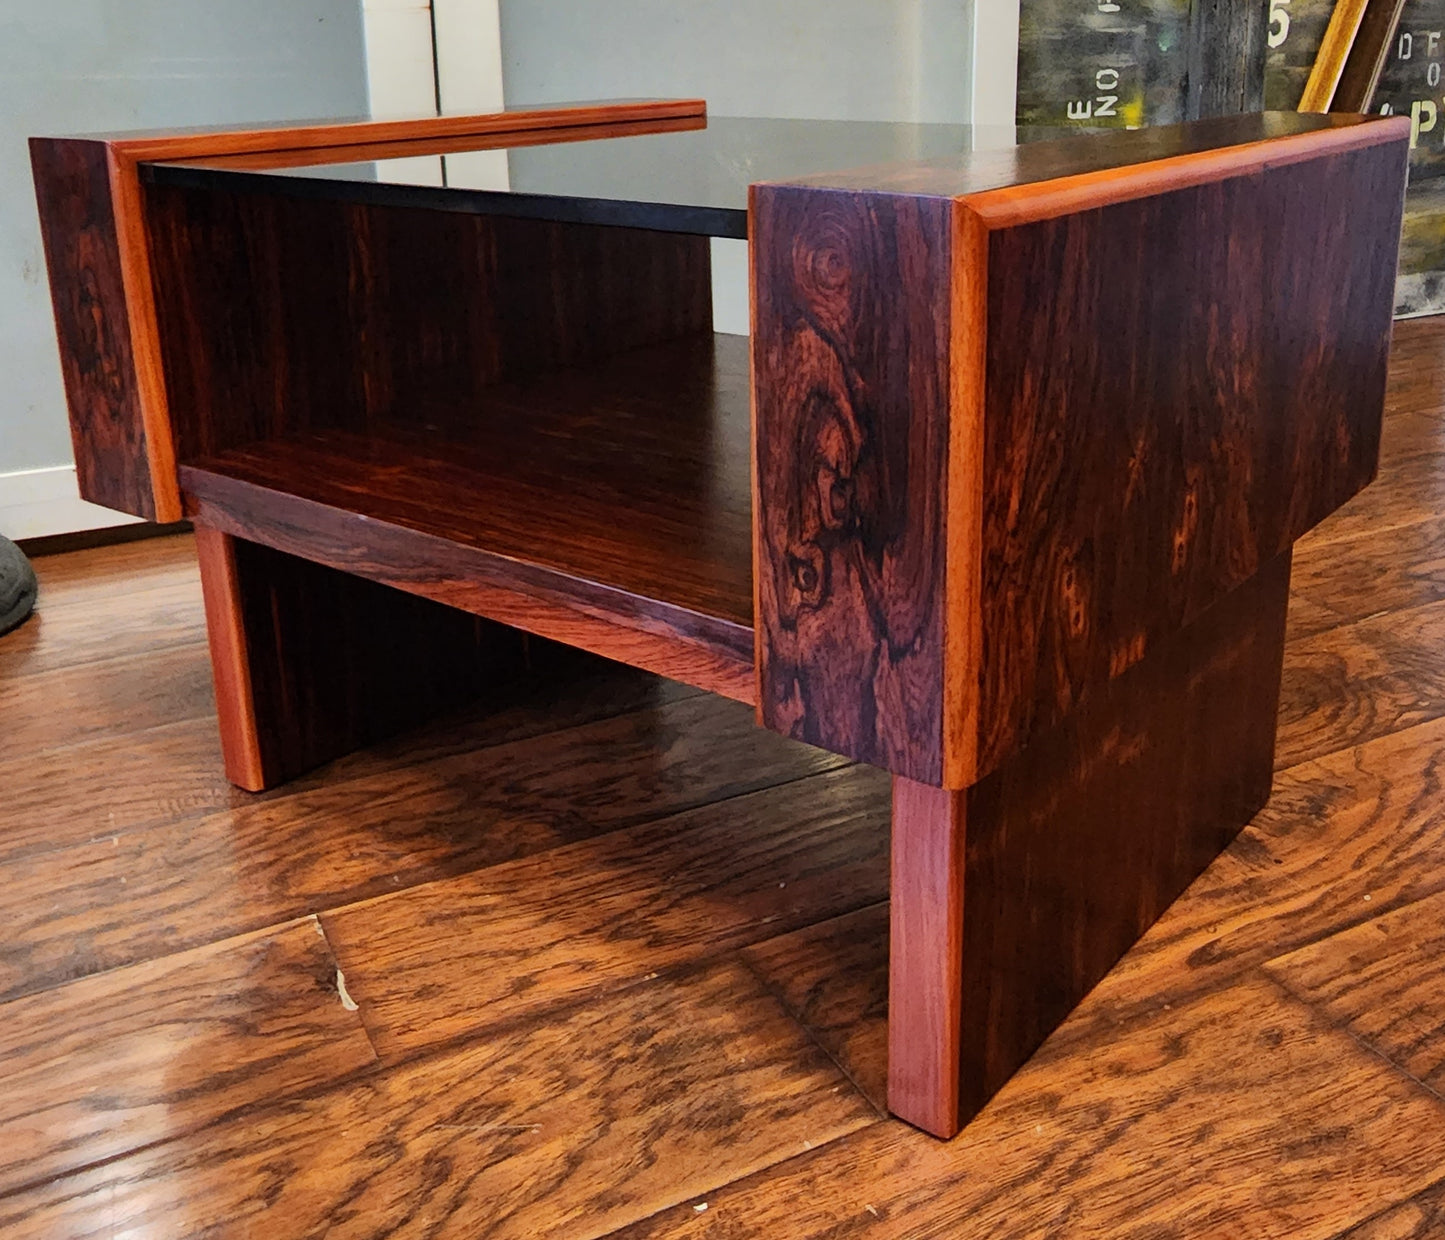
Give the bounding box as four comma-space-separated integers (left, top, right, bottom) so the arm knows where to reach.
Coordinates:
1016, 0, 1268, 127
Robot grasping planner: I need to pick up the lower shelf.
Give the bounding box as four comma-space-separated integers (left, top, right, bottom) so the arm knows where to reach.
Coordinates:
178, 333, 757, 702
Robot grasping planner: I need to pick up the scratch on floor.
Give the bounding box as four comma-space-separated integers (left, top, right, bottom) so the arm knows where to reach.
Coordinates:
336, 968, 359, 1012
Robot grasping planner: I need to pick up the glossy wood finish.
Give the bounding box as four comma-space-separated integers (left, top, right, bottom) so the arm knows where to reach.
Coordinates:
177, 336, 753, 704
774, 111, 1395, 200
890, 551, 1289, 1135
5, 318, 1445, 1234
27, 108, 1412, 1151
753, 114, 1408, 789
194, 529, 530, 791
28, 99, 705, 521
143, 184, 711, 463
968, 136, 1404, 776
0, 918, 374, 1195
29, 140, 157, 519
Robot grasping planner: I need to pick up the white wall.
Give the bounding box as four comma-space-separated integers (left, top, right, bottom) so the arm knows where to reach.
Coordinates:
498, 0, 980, 334
499, 0, 975, 123
1, 0, 369, 536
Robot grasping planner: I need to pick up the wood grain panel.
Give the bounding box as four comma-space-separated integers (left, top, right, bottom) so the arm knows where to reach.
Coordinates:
143, 183, 711, 463
891, 550, 1289, 1135
0, 958, 873, 1240
970, 138, 1405, 774
1264, 888, 1445, 1091
0, 693, 842, 1003
0, 918, 374, 1195
195, 530, 536, 790
322, 765, 888, 1059
186, 482, 754, 704
751, 184, 952, 783
173, 332, 754, 702
886, 777, 963, 1135
615, 977, 1445, 1240
28, 138, 156, 519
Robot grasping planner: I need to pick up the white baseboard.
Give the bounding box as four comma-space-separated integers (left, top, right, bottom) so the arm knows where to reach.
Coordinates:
0, 466, 144, 542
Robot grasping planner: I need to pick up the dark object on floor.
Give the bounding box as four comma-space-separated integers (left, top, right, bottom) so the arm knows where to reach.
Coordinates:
0, 534, 38, 635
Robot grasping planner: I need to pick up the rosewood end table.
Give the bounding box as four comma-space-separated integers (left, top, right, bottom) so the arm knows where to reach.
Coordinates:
30, 102, 1409, 1137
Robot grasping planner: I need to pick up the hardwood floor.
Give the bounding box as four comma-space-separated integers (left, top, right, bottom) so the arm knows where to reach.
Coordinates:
3, 318, 1445, 1236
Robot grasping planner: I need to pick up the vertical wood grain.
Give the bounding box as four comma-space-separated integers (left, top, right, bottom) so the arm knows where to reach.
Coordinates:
971, 140, 1405, 777
751, 184, 952, 785
193, 527, 265, 790
888, 777, 964, 1137
29, 138, 157, 521
143, 184, 712, 465
194, 526, 531, 791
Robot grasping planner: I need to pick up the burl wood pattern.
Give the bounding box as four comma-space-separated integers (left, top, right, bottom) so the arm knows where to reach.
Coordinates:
753, 118, 1408, 789
194, 528, 530, 790
890, 550, 1290, 1135
29, 139, 155, 520
751, 187, 952, 783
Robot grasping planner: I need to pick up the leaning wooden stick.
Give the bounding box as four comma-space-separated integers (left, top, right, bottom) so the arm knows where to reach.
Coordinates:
1299, 0, 1407, 111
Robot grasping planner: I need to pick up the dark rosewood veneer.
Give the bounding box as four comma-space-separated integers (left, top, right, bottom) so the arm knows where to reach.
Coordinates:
30, 103, 1409, 1136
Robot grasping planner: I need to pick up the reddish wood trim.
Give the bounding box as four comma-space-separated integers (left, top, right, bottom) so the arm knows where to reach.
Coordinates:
147, 115, 707, 173
106, 147, 182, 522
101, 99, 706, 163
942, 205, 987, 791
192, 526, 266, 791
888, 776, 965, 1138
748, 185, 766, 717
959, 117, 1411, 229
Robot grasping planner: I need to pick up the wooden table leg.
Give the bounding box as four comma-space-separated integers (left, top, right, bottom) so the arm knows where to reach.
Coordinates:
193, 525, 529, 791
888, 552, 1291, 1136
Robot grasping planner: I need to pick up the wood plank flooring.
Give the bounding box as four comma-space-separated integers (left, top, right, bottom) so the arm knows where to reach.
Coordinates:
4, 318, 1445, 1236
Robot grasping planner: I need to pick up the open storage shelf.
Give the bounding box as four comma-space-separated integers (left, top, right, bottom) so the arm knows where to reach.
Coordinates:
178, 332, 758, 699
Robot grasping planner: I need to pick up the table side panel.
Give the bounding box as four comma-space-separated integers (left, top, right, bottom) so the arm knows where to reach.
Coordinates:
970, 136, 1407, 776
29, 138, 156, 521
751, 184, 953, 785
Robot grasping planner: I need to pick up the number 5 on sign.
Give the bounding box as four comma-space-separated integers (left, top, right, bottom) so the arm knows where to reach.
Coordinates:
1269, 0, 1291, 48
